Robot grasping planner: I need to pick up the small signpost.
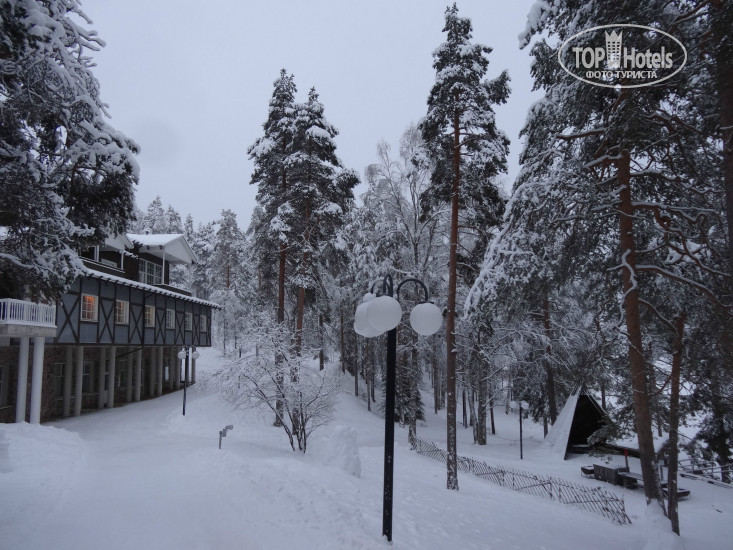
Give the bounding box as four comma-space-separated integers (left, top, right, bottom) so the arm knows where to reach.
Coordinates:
219, 425, 233, 449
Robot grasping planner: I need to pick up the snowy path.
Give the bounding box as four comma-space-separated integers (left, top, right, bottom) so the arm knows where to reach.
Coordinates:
1, 361, 731, 549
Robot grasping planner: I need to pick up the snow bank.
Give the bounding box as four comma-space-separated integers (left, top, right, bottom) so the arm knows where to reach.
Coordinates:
643, 505, 685, 550
309, 424, 361, 477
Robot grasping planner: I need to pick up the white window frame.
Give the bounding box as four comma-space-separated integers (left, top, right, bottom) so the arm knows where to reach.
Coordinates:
185, 312, 193, 332
80, 294, 98, 322
200, 314, 207, 333
145, 305, 155, 328
166, 309, 175, 330
139, 259, 163, 286
115, 300, 129, 325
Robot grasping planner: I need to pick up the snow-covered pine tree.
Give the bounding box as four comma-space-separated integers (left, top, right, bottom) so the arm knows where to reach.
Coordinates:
164, 205, 183, 234
419, 3, 509, 490
210, 210, 247, 352
478, 0, 729, 514
288, 87, 357, 355
140, 196, 166, 234
0, 0, 139, 298
248, 69, 298, 335
189, 221, 216, 300
248, 69, 300, 427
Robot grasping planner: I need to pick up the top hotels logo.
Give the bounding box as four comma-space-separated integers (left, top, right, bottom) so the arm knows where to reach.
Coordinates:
558, 24, 687, 88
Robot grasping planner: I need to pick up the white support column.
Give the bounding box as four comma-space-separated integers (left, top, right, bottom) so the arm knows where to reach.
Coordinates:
63, 347, 73, 417
125, 349, 133, 403
15, 337, 30, 423
107, 346, 116, 408
173, 347, 181, 390
29, 337, 46, 424
148, 348, 156, 398
134, 348, 142, 402
191, 350, 196, 385
74, 346, 84, 417
157, 347, 164, 396
97, 348, 106, 409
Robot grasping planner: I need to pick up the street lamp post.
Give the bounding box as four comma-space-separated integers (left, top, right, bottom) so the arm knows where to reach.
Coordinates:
178, 346, 200, 416
510, 400, 529, 459
354, 274, 443, 543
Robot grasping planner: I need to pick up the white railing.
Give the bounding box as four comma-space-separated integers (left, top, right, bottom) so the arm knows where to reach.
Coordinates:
0, 299, 56, 327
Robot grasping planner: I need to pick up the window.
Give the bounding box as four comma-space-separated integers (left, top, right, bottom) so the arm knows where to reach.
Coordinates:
200, 314, 207, 333
185, 312, 192, 331
139, 259, 162, 285
82, 361, 93, 393
117, 358, 128, 389
166, 309, 175, 330
115, 300, 129, 324
81, 294, 98, 321
52, 363, 65, 398
145, 305, 155, 327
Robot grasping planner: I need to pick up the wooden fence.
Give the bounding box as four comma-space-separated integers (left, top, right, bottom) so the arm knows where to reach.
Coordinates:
410, 436, 631, 525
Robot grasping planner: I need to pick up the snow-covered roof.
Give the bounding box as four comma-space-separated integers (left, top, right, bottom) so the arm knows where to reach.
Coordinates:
84, 268, 221, 309
127, 233, 197, 265
103, 233, 134, 251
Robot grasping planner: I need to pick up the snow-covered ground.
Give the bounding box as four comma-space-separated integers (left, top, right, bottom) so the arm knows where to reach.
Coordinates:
1, 347, 730, 549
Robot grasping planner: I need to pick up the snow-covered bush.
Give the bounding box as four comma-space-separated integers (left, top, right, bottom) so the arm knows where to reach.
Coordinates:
213, 316, 340, 453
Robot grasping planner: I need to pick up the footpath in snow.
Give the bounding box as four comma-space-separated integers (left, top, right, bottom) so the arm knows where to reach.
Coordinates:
1, 348, 730, 549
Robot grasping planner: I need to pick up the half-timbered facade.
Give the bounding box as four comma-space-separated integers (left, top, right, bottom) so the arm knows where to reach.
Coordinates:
0, 233, 219, 424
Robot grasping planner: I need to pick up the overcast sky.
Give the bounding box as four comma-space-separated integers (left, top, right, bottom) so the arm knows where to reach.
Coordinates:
81, 0, 539, 228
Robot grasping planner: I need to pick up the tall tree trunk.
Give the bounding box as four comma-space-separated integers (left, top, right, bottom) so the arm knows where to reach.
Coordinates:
445, 98, 460, 491
340, 308, 345, 374
433, 339, 440, 414
355, 337, 360, 397
617, 150, 663, 504
476, 350, 487, 445
295, 198, 311, 355
713, 0, 733, 279
274, 238, 286, 427
462, 388, 468, 428
668, 312, 686, 536
543, 295, 557, 424
409, 343, 418, 446
319, 313, 324, 371
489, 389, 496, 435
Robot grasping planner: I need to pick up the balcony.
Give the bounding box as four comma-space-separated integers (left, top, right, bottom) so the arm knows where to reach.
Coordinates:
0, 299, 57, 338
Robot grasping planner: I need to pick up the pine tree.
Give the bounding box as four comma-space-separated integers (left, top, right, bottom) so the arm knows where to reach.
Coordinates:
189, 221, 215, 300
288, 87, 356, 354
248, 70, 298, 332
140, 196, 166, 234
248, 69, 299, 426
164, 205, 183, 234
419, 3, 509, 490
481, 0, 729, 514
0, 0, 139, 297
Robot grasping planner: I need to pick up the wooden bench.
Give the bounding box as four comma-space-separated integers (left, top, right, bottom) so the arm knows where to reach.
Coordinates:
617, 471, 643, 489
662, 483, 691, 500
593, 464, 629, 485
617, 472, 691, 499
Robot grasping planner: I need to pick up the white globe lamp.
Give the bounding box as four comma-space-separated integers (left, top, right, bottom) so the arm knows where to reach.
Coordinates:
355, 301, 383, 338
366, 295, 403, 332
409, 302, 443, 336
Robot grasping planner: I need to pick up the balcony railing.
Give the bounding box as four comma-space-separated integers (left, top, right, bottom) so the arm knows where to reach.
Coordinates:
0, 299, 56, 327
